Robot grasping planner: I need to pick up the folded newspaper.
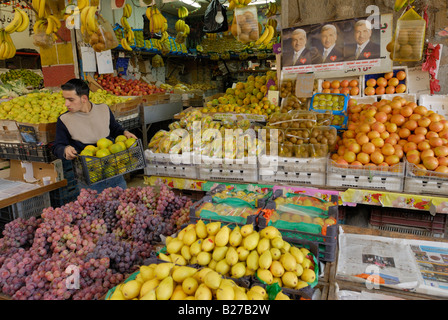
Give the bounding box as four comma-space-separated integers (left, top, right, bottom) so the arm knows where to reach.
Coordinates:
337, 226, 448, 297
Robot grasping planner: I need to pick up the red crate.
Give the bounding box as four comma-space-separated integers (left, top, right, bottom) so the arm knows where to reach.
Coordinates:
369, 207, 447, 238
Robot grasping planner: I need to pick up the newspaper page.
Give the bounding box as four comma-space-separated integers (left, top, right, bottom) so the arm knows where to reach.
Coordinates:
407, 239, 448, 297
337, 229, 419, 291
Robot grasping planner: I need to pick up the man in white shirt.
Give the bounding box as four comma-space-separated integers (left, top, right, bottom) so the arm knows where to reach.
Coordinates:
348, 20, 380, 60
313, 24, 343, 64
283, 28, 316, 66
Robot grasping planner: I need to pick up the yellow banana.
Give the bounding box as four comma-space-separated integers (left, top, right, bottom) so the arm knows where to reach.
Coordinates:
255, 25, 269, 45
45, 17, 54, 35
124, 3, 132, 18
121, 38, 132, 51
16, 9, 30, 33
78, 0, 88, 11
47, 15, 61, 33
0, 42, 6, 60
32, 0, 40, 11
5, 9, 23, 34
4, 33, 15, 59
86, 6, 98, 33
39, 0, 47, 19
2, 41, 11, 60
263, 25, 274, 45
162, 21, 168, 32
80, 6, 89, 27
184, 24, 190, 35
126, 29, 134, 43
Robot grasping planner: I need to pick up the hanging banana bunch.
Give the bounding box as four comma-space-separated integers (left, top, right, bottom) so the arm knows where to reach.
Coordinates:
254, 24, 274, 49
120, 3, 134, 51
146, 6, 167, 34
80, 5, 113, 52
264, 2, 278, 17
0, 31, 16, 60
228, 0, 252, 10
175, 19, 190, 45
0, 7, 29, 60
32, 0, 62, 43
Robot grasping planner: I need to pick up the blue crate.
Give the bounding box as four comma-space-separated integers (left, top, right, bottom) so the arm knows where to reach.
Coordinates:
310, 93, 349, 115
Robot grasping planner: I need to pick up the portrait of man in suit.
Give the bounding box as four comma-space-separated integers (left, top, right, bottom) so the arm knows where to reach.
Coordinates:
313, 24, 343, 64
282, 28, 318, 67
346, 20, 381, 60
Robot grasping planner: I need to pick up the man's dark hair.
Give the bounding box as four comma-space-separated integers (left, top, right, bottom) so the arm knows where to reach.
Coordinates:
61, 78, 90, 98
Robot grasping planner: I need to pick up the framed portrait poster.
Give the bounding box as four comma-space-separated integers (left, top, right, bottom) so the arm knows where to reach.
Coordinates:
281, 14, 393, 78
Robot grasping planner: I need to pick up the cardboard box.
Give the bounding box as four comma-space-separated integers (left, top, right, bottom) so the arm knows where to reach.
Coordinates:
86, 75, 103, 92
0, 120, 22, 143
110, 96, 143, 118
8, 159, 64, 185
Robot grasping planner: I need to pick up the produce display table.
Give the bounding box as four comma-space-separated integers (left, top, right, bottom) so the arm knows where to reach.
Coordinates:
0, 179, 67, 209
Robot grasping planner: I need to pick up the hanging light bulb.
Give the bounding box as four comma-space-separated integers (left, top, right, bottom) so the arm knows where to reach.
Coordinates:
215, 9, 224, 24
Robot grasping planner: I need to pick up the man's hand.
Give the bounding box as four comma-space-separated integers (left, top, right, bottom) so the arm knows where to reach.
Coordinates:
64, 146, 78, 160
124, 130, 138, 140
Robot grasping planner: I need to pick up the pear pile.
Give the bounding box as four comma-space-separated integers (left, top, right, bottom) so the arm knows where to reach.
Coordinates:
159, 221, 316, 291
108, 262, 290, 300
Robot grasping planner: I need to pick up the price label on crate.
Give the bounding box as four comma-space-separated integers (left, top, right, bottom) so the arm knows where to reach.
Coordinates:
295, 73, 315, 98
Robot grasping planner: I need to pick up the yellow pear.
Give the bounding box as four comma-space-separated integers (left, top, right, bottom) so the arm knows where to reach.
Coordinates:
225, 246, 239, 266
182, 276, 198, 295
170, 284, 188, 300
246, 250, 259, 272
215, 225, 231, 247
247, 291, 265, 300
109, 284, 125, 300
270, 248, 281, 260
172, 266, 198, 282
295, 263, 304, 277
290, 246, 305, 264
257, 269, 274, 284
215, 259, 231, 275
229, 226, 243, 247
197, 251, 212, 266
195, 267, 213, 282
139, 265, 155, 281
181, 245, 192, 261
301, 268, 316, 283
156, 276, 174, 300
195, 220, 208, 238
216, 283, 235, 300
243, 232, 260, 251
202, 237, 215, 252
139, 289, 156, 300
212, 246, 229, 261
230, 262, 246, 278
176, 227, 187, 242
233, 286, 249, 300
245, 268, 256, 277
158, 252, 171, 262
154, 262, 174, 280
170, 253, 187, 266
259, 250, 273, 270
250, 285, 267, 299
280, 252, 297, 272
282, 271, 298, 289
165, 235, 174, 245
295, 280, 309, 290
271, 236, 284, 249
302, 257, 313, 269
195, 283, 212, 300
273, 277, 282, 287
237, 246, 250, 261
260, 226, 281, 239
241, 224, 254, 237
270, 260, 285, 278
206, 221, 221, 235
121, 280, 142, 299
166, 238, 184, 254
183, 228, 197, 246
140, 278, 160, 298
204, 270, 222, 290
282, 241, 291, 253
275, 291, 290, 300
300, 248, 311, 256
190, 239, 202, 256
257, 237, 271, 255
208, 259, 217, 270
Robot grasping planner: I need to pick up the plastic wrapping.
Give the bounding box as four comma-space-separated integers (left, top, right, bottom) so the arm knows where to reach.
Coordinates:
393, 8, 426, 62
84, 15, 119, 52
234, 6, 259, 43
280, 95, 308, 112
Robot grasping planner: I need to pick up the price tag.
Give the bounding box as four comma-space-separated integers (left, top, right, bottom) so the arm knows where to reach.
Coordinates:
407, 67, 430, 98
80, 46, 97, 73
267, 90, 279, 106
96, 50, 114, 74
295, 73, 315, 98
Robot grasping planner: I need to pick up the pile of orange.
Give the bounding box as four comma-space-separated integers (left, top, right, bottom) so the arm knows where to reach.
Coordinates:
331, 96, 448, 175
364, 70, 407, 96
321, 79, 360, 96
